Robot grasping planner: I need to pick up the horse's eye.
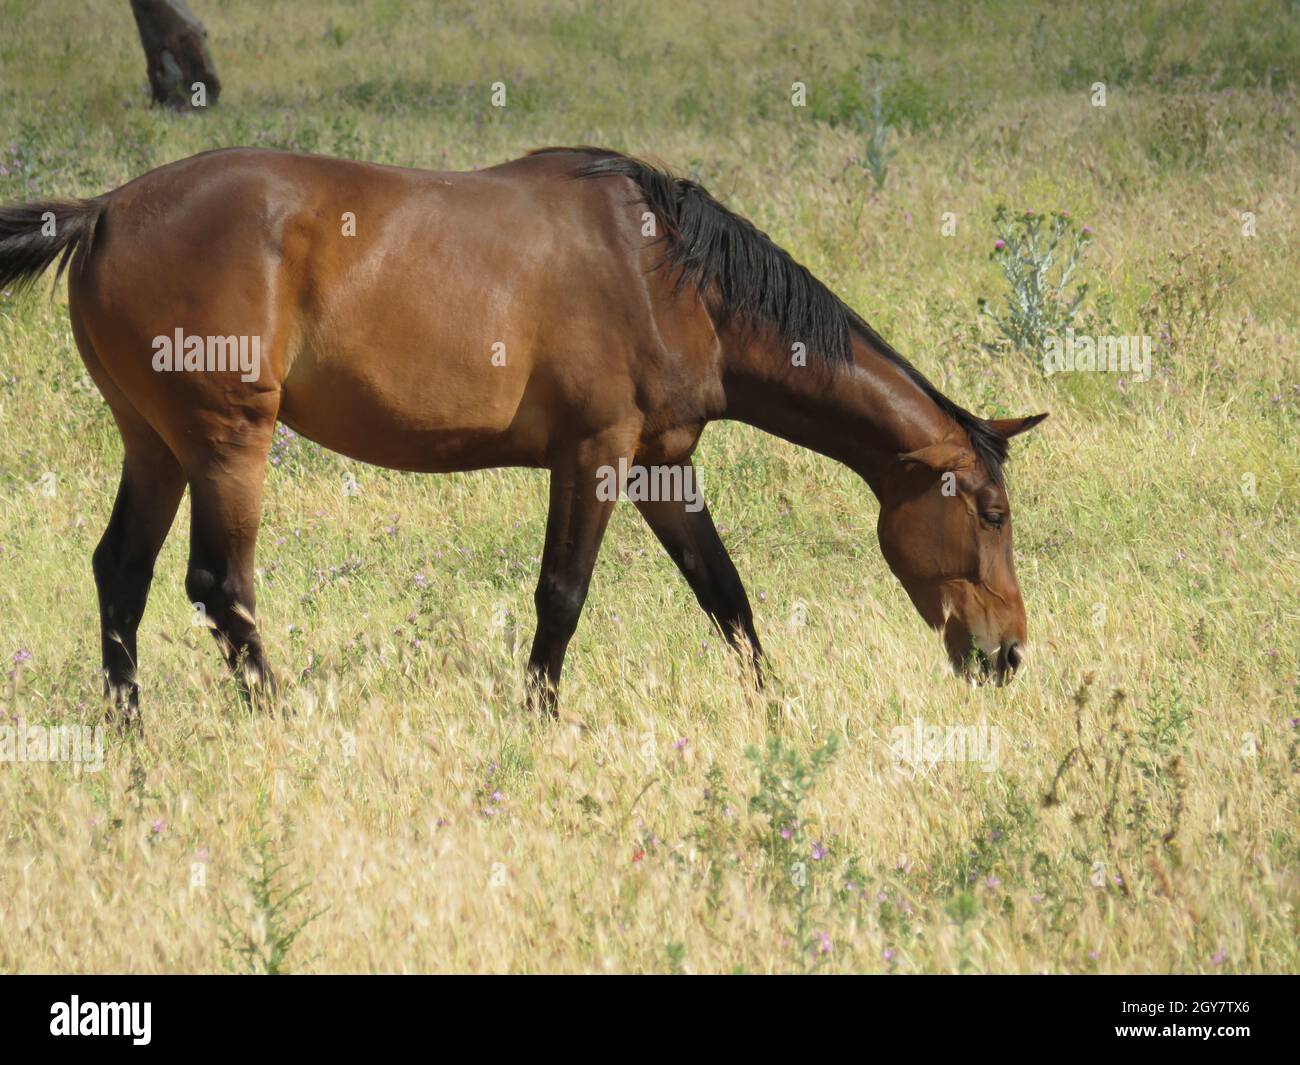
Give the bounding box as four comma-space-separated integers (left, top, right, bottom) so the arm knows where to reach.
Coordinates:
982, 511, 1005, 530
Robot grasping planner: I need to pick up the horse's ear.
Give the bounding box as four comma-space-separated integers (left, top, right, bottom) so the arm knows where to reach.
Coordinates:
986, 413, 1048, 440
899, 441, 975, 473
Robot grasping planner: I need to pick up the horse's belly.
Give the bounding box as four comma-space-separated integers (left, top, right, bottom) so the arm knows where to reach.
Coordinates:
277, 346, 549, 473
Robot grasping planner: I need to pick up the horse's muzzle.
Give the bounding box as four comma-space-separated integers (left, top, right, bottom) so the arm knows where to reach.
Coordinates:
973, 641, 1023, 686
993, 640, 1023, 685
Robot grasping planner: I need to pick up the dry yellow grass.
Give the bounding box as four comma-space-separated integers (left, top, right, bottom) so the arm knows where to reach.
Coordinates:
0, 0, 1295, 972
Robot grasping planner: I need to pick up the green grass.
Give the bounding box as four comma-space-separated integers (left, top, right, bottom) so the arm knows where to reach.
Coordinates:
0, 0, 1296, 973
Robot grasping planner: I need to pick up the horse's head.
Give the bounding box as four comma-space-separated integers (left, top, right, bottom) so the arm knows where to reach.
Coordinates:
877, 413, 1046, 685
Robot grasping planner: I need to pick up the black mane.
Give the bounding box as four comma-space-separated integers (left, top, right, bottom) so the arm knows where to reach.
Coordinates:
533, 146, 1011, 485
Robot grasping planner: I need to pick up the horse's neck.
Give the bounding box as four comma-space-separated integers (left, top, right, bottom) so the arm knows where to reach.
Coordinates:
720, 327, 954, 497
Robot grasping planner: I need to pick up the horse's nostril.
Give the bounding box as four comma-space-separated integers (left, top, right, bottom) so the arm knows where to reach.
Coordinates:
1006, 641, 1023, 671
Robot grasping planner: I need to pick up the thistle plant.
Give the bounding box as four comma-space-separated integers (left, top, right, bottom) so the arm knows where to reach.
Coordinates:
220, 806, 323, 975
689, 763, 738, 915
846, 65, 894, 234
745, 733, 840, 971
978, 205, 1093, 354
859, 77, 892, 190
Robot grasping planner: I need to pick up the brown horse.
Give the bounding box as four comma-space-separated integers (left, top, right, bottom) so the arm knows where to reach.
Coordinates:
0, 146, 1045, 719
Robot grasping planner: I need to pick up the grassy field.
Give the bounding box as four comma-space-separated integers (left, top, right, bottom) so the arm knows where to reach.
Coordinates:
0, 0, 1296, 973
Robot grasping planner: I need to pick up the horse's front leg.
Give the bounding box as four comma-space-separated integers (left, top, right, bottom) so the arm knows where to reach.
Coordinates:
524, 433, 630, 715
634, 482, 764, 689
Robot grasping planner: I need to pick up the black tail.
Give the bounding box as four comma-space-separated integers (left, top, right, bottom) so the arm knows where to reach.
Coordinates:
0, 197, 105, 294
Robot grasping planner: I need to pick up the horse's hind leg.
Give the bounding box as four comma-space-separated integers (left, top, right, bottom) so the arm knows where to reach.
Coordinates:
92, 419, 186, 720
182, 412, 278, 706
